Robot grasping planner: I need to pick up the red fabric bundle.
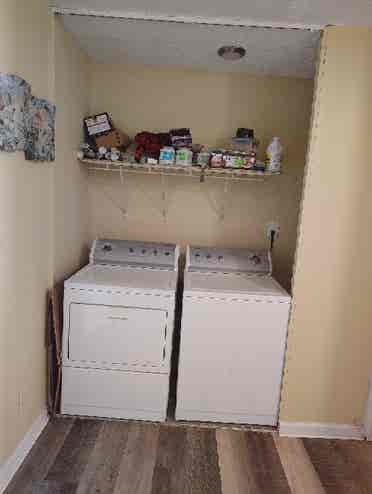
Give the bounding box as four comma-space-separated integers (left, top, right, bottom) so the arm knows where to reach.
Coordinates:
134, 132, 170, 163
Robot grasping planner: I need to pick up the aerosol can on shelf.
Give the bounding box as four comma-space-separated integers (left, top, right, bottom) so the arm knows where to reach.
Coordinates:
266, 137, 283, 173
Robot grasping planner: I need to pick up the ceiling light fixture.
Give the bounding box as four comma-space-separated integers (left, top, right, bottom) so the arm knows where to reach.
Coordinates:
218, 45, 246, 61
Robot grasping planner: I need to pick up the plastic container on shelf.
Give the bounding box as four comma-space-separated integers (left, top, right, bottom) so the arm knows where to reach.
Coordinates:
266, 137, 283, 173
210, 150, 225, 168
176, 147, 193, 166
230, 137, 259, 153
159, 146, 175, 165
196, 151, 210, 167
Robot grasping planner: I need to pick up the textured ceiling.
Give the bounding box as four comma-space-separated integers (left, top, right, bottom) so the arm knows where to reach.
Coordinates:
60, 15, 320, 78
53, 0, 372, 29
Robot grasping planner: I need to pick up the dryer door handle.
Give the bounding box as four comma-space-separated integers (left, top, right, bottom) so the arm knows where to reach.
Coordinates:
108, 316, 128, 321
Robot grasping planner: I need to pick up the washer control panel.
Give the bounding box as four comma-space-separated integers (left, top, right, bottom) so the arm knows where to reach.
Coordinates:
90, 239, 179, 270
187, 246, 271, 274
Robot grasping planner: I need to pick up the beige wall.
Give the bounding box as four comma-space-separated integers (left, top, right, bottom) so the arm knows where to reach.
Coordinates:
53, 17, 91, 282
0, 8, 91, 467
89, 64, 313, 289
0, 0, 53, 465
2, 12, 369, 469
280, 27, 372, 425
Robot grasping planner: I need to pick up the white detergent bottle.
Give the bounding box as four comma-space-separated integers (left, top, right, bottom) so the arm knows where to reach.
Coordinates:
266, 137, 283, 173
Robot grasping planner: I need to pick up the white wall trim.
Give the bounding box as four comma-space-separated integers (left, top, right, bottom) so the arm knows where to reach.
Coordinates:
362, 376, 372, 440
279, 421, 364, 440
52, 7, 323, 31
0, 410, 49, 494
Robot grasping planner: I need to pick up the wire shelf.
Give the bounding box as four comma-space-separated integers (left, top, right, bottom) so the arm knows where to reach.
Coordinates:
79, 158, 281, 182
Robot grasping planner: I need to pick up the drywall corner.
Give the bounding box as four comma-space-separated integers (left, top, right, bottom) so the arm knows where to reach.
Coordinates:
53, 15, 92, 283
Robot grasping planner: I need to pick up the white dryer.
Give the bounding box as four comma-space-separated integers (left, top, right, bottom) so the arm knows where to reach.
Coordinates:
61, 239, 179, 421
176, 245, 291, 426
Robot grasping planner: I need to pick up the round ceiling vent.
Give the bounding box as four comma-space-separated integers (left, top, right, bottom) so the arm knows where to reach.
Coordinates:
218, 45, 246, 61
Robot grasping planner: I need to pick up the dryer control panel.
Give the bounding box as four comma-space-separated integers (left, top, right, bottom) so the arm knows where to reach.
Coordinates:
186, 246, 271, 274
90, 239, 179, 271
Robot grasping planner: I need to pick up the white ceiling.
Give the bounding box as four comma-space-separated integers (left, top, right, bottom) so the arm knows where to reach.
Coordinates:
53, 0, 372, 29
60, 15, 320, 78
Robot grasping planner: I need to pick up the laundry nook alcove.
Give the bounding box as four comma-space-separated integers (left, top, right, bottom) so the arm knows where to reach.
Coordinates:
3, 1, 372, 492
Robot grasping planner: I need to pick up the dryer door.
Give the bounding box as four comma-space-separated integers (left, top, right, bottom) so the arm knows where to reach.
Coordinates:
67, 303, 167, 370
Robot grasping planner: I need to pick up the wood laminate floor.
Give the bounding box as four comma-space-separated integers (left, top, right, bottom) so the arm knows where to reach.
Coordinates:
5, 417, 372, 494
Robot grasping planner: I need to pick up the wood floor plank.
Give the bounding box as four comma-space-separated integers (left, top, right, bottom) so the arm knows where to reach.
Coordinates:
217, 429, 291, 494
75, 420, 130, 494
243, 431, 291, 493
303, 438, 367, 494
183, 427, 222, 494
273, 435, 326, 494
30, 480, 77, 494
113, 423, 159, 494
46, 418, 103, 484
217, 429, 252, 494
335, 440, 372, 490
150, 426, 188, 494
4, 418, 75, 494
151, 426, 222, 494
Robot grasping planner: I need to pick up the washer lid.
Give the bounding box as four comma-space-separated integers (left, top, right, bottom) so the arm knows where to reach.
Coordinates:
90, 238, 180, 271
183, 271, 290, 301
65, 264, 178, 292
186, 245, 271, 274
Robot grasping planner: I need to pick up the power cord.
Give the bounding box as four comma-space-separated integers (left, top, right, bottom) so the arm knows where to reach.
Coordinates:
270, 229, 276, 251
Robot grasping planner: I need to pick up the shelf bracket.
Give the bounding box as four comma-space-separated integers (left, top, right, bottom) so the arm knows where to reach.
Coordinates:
161, 174, 167, 222
220, 178, 232, 221
204, 177, 232, 222
93, 174, 128, 220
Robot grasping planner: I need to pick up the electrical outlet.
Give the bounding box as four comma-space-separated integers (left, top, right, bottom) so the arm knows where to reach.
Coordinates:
266, 222, 280, 241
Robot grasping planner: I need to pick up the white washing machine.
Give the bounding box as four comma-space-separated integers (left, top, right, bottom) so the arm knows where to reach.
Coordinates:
61, 239, 179, 421
176, 245, 291, 426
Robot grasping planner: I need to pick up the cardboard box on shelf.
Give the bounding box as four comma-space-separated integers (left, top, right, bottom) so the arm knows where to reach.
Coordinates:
95, 129, 130, 150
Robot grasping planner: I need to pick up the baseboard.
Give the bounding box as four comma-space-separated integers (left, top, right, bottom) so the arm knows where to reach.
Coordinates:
0, 409, 49, 493
362, 376, 372, 441
279, 421, 364, 440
